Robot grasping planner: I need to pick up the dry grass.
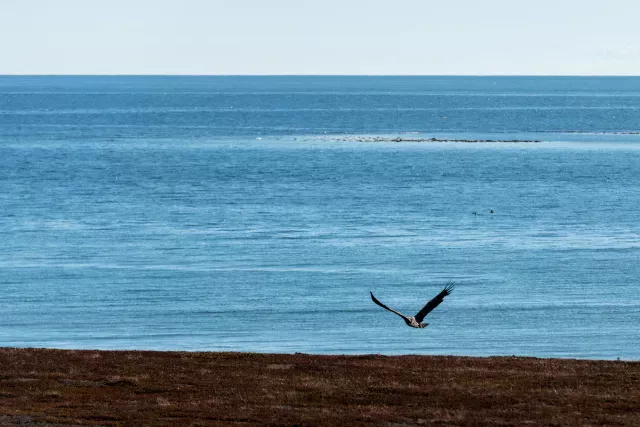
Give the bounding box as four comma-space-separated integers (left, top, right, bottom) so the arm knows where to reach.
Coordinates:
0, 347, 638, 426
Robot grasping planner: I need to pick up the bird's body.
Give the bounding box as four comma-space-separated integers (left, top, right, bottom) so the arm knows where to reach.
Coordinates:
370, 282, 454, 328
402, 316, 423, 328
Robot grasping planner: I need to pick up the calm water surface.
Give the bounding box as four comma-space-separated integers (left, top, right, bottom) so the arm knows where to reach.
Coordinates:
1, 76, 639, 359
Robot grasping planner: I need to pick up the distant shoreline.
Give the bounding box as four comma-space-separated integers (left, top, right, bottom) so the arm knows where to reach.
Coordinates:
1, 347, 638, 426
329, 136, 542, 143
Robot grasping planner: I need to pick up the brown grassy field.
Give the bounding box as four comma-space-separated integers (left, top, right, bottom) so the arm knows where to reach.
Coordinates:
0, 348, 638, 426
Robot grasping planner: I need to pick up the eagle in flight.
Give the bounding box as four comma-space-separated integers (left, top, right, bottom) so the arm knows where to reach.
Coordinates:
370, 282, 454, 328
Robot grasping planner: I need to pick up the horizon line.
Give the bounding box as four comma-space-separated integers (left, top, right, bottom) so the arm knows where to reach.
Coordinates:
1, 74, 640, 78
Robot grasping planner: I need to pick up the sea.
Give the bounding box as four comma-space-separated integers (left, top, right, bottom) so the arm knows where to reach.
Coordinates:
1, 76, 639, 360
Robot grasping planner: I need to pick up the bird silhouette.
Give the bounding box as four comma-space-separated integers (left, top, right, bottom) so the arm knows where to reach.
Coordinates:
370, 282, 454, 328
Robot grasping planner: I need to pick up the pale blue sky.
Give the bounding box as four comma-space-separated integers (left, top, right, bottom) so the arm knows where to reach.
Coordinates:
1, 0, 639, 75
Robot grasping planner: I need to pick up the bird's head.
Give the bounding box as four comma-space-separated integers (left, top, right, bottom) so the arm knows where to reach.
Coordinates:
420, 323, 429, 328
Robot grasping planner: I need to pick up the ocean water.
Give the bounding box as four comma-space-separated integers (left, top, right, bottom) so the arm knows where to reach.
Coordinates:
1, 76, 639, 360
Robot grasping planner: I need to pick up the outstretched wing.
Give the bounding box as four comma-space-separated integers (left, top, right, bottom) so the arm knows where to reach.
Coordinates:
370, 292, 409, 321
414, 282, 454, 322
